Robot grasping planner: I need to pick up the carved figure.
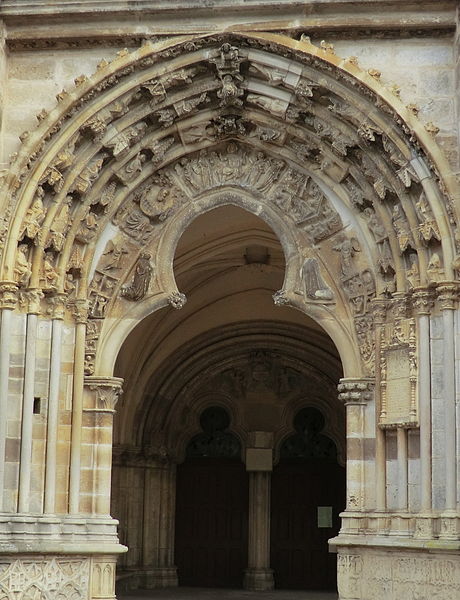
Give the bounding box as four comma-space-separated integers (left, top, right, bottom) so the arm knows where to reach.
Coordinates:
14, 244, 32, 287
149, 137, 175, 165
48, 196, 72, 251
105, 121, 147, 158
217, 73, 244, 107
427, 252, 443, 282
391, 204, 413, 252
406, 254, 420, 289
76, 212, 98, 243
41, 252, 59, 290
334, 237, 360, 277
100, 240, 128, 272
120, 253, 153, 301
19, 189, 46, 243
73, 157, 104, 193
117, 153, 146, 184
416, 192, 441, 242
301, 257, 334, 301
121, 207, 154, 243
363, 207, 394, 273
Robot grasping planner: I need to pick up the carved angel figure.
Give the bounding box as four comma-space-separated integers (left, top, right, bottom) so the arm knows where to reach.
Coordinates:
120, 253, 153, 301
301, 258, 334, 301
14, 244, 32, 287
217, 74, 243, 107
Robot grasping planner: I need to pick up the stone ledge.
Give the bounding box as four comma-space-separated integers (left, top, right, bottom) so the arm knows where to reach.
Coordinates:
0, 514, 127, 555
330, 534, 460, 552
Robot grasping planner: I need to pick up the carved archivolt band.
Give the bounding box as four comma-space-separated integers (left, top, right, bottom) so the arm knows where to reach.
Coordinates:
0, 31, 457, 377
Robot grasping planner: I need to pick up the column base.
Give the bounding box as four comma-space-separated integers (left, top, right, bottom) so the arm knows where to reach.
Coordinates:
243, 568, 274, 591
439, 513, 460, 540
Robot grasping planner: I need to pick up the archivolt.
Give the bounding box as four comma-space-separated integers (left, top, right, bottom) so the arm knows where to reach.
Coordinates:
1, 31, 458, 375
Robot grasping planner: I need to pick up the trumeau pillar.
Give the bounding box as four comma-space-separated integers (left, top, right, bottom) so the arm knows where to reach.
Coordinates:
142, 449, 178, 589
0, 282, 18, 510
244, 432, 274, 592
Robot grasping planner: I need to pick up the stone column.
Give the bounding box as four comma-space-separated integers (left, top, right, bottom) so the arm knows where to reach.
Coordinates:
0, 282, 18, 510
437, 283, 460, 539
244, 432, 274, 591
337, 378, 374, 531
44, 295, 66, 514
18, 290, 43, 513
413, 289, 434, 538
372, 299, 388, 513
69, 300, 88, 514
142, 449, 178, 588
83, 376, 123, 516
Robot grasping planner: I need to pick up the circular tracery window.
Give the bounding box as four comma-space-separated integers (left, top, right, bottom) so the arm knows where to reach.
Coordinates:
186, 406, 240, 459
281, 406, 337, 461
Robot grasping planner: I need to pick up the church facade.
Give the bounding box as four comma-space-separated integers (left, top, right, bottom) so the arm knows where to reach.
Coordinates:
0, 1, 459, 598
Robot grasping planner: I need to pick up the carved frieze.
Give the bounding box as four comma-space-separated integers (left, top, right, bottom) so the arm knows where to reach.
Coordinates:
271, 170, 342, 242
0, 557, 90, 600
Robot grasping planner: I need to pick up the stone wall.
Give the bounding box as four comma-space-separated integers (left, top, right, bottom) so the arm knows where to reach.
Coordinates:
337, 547, 460, 600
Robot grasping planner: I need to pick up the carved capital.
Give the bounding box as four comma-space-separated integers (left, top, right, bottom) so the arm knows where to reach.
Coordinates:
72, 299, 89, 323
45, 293, 67, 319
370, 298, 388, 325
0, 281, 19, 310
436, 282, 459, 311
338, 378, 374, 405
84, 376, 124, 412
19, 288, 44, 314
412, 288, 434, 316
391, 293, 409, 320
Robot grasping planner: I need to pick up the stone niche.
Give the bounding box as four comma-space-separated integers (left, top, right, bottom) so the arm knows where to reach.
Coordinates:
337, 547, 460, 600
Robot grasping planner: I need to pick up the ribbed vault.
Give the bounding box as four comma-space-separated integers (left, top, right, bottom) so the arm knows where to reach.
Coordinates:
1, 31, 458, 378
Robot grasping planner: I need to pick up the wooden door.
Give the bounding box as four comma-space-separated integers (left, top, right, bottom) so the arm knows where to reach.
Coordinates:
271, 458, 345, 590
175, 457, 249, 587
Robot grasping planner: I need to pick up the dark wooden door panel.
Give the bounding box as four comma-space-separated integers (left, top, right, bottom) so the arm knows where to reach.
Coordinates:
175, 458, 248, 588
271, 460, 345, 590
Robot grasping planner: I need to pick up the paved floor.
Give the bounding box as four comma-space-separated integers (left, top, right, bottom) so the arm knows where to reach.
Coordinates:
119, 588, 338, 599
